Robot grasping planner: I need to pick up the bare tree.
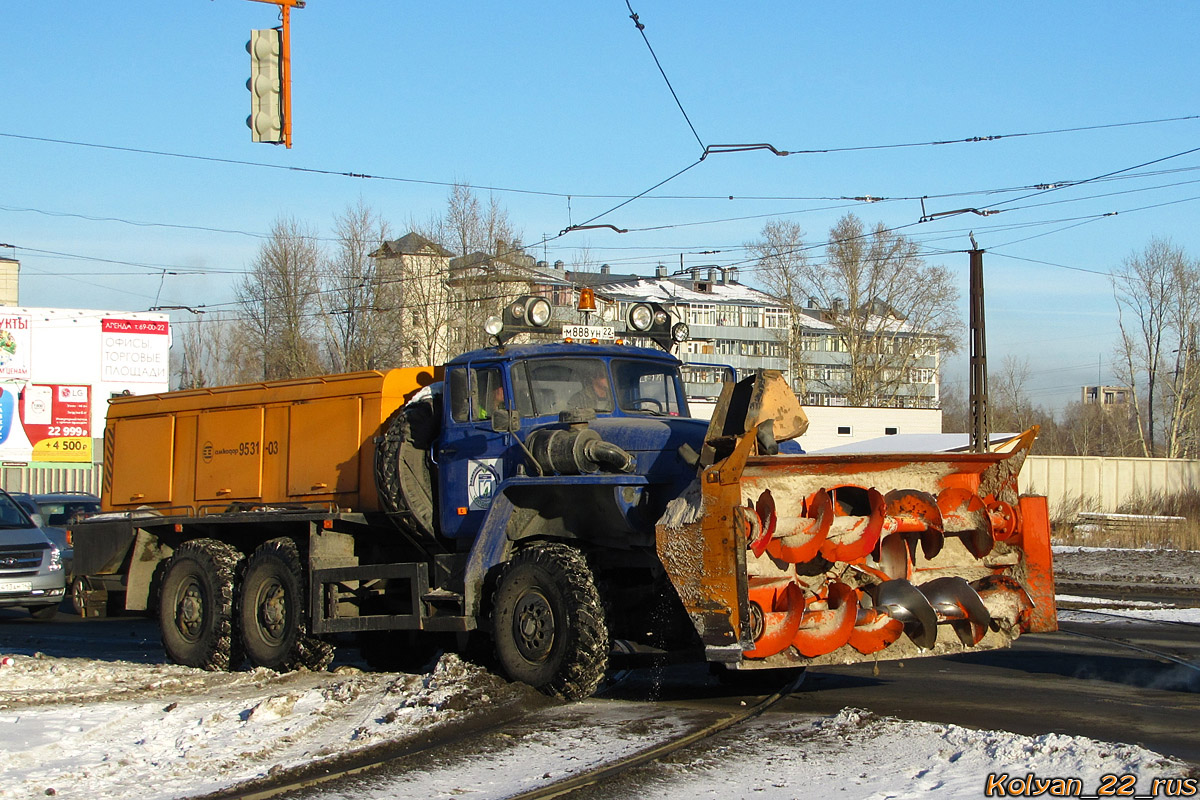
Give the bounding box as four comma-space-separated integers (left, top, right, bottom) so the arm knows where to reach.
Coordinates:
172, 311, 243, 389
1112, 238, 1200, 457
750, 213, 961, 406
415, 184, 526, 356
990, 355, 1041, 433
236, 216, 323, 380
319, 201, 399, 372
939, 371, 968, 433
747, 219, 812, 394
1052, 401, 1140, 456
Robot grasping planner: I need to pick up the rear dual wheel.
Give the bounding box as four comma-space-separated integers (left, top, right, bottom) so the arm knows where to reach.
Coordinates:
239, 538, 333, 672
159, 537, 331, 672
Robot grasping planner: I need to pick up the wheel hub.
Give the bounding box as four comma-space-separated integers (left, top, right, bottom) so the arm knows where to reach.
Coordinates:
513, 589, 554, 663
176, 579, 204, 642
256, 580, 288, 644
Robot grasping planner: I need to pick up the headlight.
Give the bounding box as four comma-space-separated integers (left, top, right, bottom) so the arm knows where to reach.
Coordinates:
527, 297, 552, 327
671, 322, 690, 343
654, 310, 669, 326
484, 316, 504, 336
48, 545, 63, 572
629, 303, 653, 331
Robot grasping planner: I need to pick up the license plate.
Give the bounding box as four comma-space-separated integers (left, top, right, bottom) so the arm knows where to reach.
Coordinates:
562, 324, 615, 341
0, 581, 32, 593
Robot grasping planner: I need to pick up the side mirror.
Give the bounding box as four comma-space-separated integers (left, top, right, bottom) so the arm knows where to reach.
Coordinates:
490, 409, 521, 433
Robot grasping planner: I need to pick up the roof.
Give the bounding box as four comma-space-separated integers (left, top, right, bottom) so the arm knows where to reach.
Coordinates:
371, 232, 454, 259
591, 277, 785, 307
811, 432, 1020, 454
566, 269, 644, 288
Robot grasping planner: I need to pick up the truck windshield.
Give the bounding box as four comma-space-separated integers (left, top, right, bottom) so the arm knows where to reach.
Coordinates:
511, 358, 686, 418
612, 359, 687, 416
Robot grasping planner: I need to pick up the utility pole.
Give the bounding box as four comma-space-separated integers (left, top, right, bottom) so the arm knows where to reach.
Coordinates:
968, 238, 989, 453
245, 0, 304, 149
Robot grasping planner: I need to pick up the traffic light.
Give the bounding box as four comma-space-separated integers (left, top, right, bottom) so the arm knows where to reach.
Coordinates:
246, 28, 284, 144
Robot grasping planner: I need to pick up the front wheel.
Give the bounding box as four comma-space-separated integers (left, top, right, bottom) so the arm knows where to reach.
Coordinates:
159, 539, 243, 671
492, 543, 609, 700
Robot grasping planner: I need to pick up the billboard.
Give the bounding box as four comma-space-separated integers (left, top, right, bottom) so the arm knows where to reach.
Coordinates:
0, 309, 170, 466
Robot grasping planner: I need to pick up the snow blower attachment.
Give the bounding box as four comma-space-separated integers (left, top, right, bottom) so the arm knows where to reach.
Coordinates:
656, 370, 1055, 671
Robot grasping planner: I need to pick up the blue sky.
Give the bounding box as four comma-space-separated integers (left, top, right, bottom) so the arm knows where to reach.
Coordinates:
3, 2, 1199, 409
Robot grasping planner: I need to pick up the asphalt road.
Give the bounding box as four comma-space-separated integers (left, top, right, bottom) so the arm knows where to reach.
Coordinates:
785, 616, 1200, 764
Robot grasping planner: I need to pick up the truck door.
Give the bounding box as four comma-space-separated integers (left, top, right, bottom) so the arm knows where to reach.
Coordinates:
438, 364, 510, 540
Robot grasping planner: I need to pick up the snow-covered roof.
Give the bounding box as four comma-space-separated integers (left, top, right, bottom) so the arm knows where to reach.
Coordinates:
596, 277, 785, 307
811, 432, 1020, 453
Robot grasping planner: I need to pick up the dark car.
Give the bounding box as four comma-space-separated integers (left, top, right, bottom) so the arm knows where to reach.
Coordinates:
0, 490, 66, 619
34, 492, 101, 577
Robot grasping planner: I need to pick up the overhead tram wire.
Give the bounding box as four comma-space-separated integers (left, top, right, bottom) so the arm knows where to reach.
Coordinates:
778, 113, 1200, 155
624, 2, 704, 151
3, 113, 1196, 205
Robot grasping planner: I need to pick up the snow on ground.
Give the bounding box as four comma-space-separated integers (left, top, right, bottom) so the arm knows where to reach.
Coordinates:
301, 707, 1190, 800
0, 654, 528, 800
0, 547, 1195, 799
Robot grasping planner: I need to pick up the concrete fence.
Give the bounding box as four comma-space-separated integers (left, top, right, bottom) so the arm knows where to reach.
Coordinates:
1022, 455, 1200, 517
0, 465, 103, 495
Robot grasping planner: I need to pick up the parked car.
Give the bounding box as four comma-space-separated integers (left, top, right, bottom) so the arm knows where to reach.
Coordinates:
0, 490, 66, 619
33, 492, 100, 580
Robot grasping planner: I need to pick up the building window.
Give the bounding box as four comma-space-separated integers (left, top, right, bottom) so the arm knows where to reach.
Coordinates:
885, 427, 898, 435
837, 425, 852, 436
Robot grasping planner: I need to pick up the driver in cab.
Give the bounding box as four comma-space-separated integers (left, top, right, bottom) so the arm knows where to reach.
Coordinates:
569, 369, 613, 412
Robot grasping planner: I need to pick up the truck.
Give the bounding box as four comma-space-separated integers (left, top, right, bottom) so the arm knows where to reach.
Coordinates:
71, 295, 1056, 700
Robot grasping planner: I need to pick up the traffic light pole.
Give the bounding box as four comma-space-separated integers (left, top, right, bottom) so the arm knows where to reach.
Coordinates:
247, 0, 304, 149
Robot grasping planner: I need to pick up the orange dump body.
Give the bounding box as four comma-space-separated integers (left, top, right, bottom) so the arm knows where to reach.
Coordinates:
657, 426, 1055, 670
102, 367, 439, 514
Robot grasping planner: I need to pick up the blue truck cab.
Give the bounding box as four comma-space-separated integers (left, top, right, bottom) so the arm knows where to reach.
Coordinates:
436, 342, 708, 543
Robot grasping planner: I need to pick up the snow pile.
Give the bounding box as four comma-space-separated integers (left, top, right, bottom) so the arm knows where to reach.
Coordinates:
0, 653, 525, 800
653, 708, 1189, 800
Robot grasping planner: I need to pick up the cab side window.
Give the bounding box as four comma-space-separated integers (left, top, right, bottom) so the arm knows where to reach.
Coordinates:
510, 361, 536, 417
475, 368, 505, 420
448, 368, 470, 422
449, 366, 506, 423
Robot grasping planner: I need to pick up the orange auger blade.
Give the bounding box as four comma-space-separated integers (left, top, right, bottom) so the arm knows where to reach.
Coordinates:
792, 581, 857, 657
869, 532, 911, 581
744, 581, 806, 658
766, 488, 832, 563
819, 487, 885, 563
937, 487, 994, 558
883, 488, 945, 561
971, 574, 1034, 633
848, 606, 905, 655
920, 576, 992, 646
750, 489, 777, 557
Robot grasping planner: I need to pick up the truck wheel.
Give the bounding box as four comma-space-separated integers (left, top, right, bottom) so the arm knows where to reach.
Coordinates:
28, 604, 58, 621
239, 538, 311, 671
70, 575, 91, 616
492, 543, 609, 700
159, 539, 244, 671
